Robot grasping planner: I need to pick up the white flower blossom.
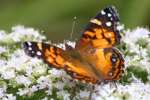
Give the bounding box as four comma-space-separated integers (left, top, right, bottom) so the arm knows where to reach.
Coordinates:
17, 88, 29, 96
56, 90, 70, 100
0, 47, 6, 54
1, 69, 15, 80
15, 75, 32, 86
2, 94, 16, 100
0, 88, 5, 98
49, 69, 67, 78
79, 90, 90, 98
42, 97, 48, 100
37, 76, 52, 90
123, 27, 150, 43
29, 85, 38, 93
10, 25, 45, 42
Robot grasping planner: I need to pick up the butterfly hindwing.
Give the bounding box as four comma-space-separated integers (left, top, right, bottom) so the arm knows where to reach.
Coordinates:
76, 6, 121, 49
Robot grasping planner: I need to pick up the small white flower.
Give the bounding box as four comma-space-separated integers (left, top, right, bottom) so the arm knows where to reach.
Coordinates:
7, 49, 29, 70
123, 27, 150, 43
17, 88, 29, 96
54, 81, 65, 90
37, 76, 52, 89
0, 46, 6, 54
0, 60, 7, 67
56, 90, 70, 100
79, 90, 90, 98
49, 69, 65, 78
41, 97, 48, 100
32, 65, 47, 76
30, 85, 38, 93
45, 88, 52, 95
10, 25, 45, 42
15, 75, 32, 86
3, 94, 16, 100
25, 65, 33, 76
1, 69, 15, 80
0, 88, 5, 98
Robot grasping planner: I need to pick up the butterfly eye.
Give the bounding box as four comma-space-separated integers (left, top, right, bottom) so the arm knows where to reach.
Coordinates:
111, 54, 118, 65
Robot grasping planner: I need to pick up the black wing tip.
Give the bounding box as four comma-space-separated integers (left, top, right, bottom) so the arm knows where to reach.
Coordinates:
22, 41, 32, 52
104, 5, 118, 13
22, 41, 29, 53
22, 41, 28, 49
105, 5, 119, 20
22, 41, 33, 57
22, 41, 42, 58
94, 5, 120, 22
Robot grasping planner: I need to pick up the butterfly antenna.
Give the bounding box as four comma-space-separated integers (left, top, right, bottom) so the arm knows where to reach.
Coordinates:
70, 16, 77, 40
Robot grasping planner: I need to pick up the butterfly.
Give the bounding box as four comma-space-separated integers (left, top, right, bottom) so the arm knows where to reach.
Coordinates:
23, 6, 124, 84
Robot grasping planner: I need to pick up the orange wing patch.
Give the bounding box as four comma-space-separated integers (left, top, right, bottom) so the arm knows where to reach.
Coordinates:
64, 62, 98, 84
78, 28, 116, 48
44, 47, 65, 68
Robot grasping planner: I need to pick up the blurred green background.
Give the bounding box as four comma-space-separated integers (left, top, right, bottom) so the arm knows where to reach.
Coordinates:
0, 0, 150, 42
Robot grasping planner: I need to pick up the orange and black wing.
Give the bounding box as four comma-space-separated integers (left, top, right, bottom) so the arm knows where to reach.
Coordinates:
76, 6, 122, 49
23, 41, 99, 83
23, 41, 66, 69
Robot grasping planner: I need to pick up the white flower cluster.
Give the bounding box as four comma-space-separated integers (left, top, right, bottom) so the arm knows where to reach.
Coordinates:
0, 26, 150, 100
123, 28, 150, 72
0, 25, 45, 43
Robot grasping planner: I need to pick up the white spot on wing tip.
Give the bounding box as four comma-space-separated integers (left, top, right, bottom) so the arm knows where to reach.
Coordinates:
36, 51, 42, 56
107, 13, 112, 17
106, 22, 112, 27
28, 47, 32, 51
27, 42, 32, 46
31, 51, 35, 54
101, 10, 106, 15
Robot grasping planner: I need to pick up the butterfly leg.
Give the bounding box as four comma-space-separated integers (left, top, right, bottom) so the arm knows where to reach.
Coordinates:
109, 81, 118, 93
88, 84, 94, 100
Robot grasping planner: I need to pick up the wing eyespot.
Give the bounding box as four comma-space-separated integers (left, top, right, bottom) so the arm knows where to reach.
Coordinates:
111, 54, 118, 65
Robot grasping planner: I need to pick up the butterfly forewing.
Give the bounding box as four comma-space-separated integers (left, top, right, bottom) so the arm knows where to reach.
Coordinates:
75, 6, 121, 49
23, 42, 66, 69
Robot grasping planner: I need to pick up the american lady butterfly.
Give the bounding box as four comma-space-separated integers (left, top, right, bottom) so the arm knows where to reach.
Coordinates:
23, 6, 124, 84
